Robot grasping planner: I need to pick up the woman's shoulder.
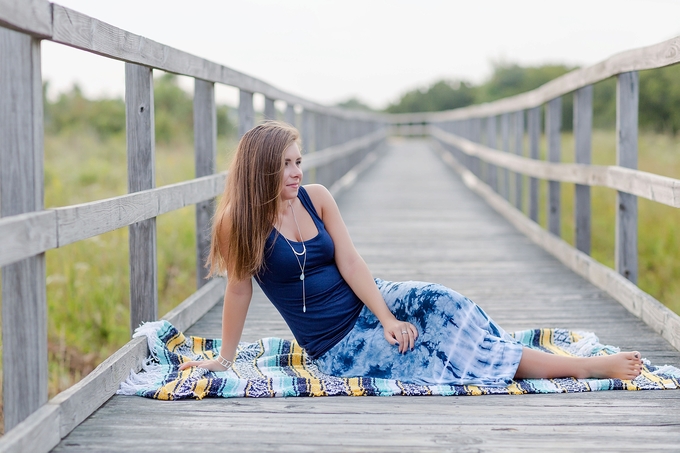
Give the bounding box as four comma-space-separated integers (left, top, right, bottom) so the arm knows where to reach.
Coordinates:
301, 184, 335, 219
302, 183, 330, 198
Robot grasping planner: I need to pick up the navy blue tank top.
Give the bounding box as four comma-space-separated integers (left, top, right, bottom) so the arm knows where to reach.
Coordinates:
255, 186, 364, 358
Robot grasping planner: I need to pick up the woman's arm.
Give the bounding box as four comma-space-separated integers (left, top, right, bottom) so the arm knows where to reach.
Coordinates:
179, 277, 252, 371
305, 184, 417, 353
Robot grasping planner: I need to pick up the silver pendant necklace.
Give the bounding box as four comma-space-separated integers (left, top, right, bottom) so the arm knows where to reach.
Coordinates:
280, 200, 307, 313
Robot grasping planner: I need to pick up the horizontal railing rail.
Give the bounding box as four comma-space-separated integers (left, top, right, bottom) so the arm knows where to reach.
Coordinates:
430, 127, 680, 208
0, 1, 388, 449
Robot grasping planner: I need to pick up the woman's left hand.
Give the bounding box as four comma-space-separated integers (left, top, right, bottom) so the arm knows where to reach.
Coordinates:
383, 319, 418, 354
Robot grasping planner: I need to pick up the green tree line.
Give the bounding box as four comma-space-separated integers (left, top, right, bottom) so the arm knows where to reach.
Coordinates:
379, 62, 680, 134
44, 73, 236, 142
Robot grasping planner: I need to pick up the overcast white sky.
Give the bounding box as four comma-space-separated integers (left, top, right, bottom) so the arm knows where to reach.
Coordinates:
41, 0, 680, 109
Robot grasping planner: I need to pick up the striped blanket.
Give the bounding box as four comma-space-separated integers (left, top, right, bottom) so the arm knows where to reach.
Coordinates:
118, 320, 680, 399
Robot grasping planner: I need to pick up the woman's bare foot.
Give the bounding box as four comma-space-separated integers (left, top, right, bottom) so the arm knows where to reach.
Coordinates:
583, 351, 643, 380
514, 348, 644, 380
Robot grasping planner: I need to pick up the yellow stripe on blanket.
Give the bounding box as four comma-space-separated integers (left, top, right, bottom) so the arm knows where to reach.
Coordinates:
288, 341, 326, 396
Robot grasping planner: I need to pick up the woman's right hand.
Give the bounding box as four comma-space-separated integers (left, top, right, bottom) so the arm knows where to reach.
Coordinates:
178, 359, 230, 372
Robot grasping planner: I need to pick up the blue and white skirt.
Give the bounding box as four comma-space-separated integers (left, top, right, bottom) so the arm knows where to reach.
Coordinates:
315, 279, 524, 387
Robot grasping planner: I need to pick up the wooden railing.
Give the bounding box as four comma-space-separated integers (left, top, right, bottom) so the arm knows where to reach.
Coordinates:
0, 1, 387, 449
391, 35, 680, 355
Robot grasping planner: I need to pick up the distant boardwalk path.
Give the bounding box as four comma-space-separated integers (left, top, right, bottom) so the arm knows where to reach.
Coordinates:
53, 139, 680, 452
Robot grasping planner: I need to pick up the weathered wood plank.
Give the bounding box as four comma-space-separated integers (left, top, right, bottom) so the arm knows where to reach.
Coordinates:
126, 63, 157, 333
486, 115, 498, 192
574, 85, 593, 255
501, 112, 510, 200
238, 89, 254, 137
430, 127, 680, 208
0, 404, 60, 453
546, 97, 561, 236
48, 4, 382, 121
0, 0, 52, 38
193, 79, 217, 288
616, 72, 639, 284
263, 96, 276, 120
56, 174, 225, 247
0, 27, 48, 431
528, 106, 540, 222
514, 110, 524, 210
285, 103, 296, 127
0, 211, 56, 267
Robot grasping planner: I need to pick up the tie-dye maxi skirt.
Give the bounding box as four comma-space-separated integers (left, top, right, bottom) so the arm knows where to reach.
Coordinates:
314, 279, 524, 387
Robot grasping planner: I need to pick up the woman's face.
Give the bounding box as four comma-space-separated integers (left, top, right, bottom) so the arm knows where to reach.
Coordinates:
279, 142, 303, 202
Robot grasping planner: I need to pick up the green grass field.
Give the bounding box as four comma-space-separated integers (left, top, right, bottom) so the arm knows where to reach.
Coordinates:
0, 129, 678, 426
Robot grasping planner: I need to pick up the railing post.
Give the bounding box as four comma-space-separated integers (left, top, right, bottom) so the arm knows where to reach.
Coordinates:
0, 27, 48, 431
546, 97, 561, 236
238, 89, 255, 137
528, 106, 540, 223
486, 115, 498, 192
194, 79, 217, 287
514, 110, 524, 211
574, 85, 593, 255
264, 96, 276, 120
302, 109, 316, 183
616, 72, 639, 283
126, 63, 158, 333
285, 103, 296, 127
501, 112, 510, 200
472, 117, 482, 178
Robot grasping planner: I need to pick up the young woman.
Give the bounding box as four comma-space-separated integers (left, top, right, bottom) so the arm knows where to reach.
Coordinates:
179, 121, 643, 385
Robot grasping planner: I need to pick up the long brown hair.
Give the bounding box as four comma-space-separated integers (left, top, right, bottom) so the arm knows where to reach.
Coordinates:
208, 121, 300, 280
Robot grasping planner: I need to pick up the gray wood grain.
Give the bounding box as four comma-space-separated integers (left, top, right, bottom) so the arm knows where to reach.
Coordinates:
486, 115, 498, 192
193, 79, 217, 288
528, 106, 540, 222
0, 211, 56, 267
285, 103, 296, 127
238, 89, 254, 137
501, 112, 510, 200
0, 28, 48, 431
616, 72, 639, 284
263, 96, 276, 120
574, 85, 593, 255
546, 97, 561, 237
56, 174, 225, 247
514, 110, 524, 211
125, 63, 158, 334
429, 127, 680, 208
0, 0, 51, 38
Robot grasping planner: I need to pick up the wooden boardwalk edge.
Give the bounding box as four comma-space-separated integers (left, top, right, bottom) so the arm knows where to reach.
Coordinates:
432, 139, 680, 353
0, 279, 225, 453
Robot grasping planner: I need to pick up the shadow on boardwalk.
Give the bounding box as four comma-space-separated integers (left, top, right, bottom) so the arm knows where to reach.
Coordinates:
53, 139, 680, 452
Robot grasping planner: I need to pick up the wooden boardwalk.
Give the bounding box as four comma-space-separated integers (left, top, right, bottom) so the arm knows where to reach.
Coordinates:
52, 139, 680, 452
